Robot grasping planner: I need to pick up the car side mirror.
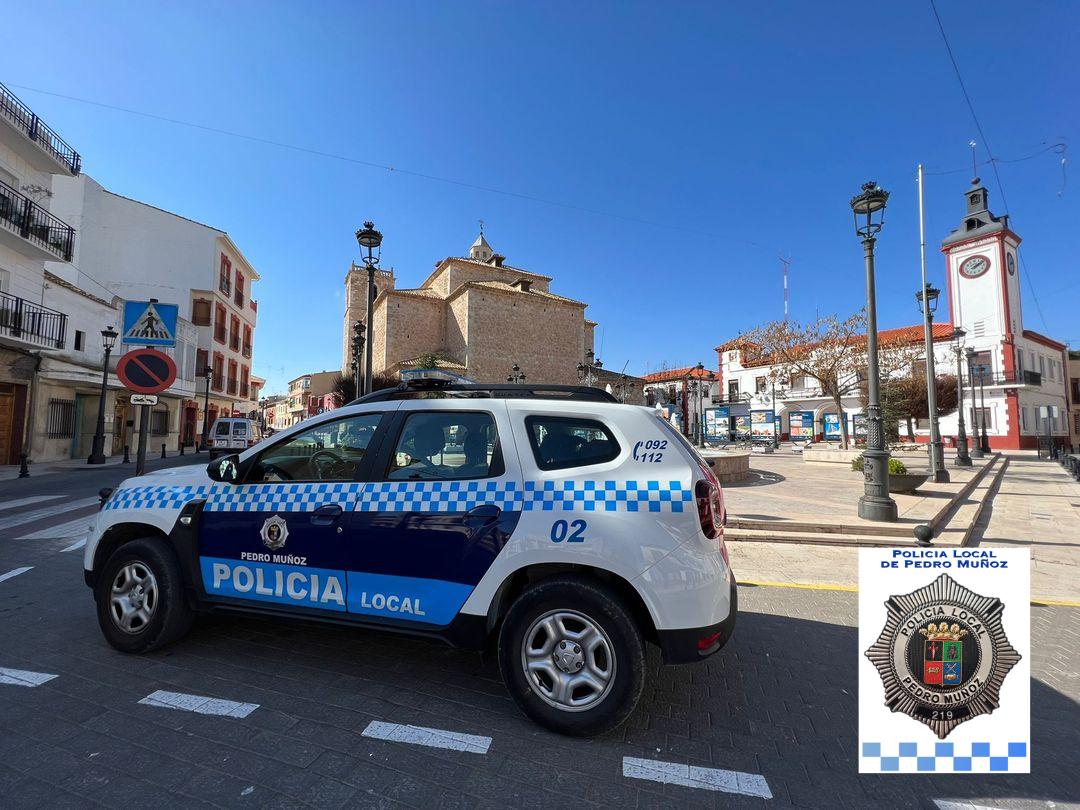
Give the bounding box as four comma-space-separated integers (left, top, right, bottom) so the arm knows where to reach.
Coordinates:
207, 454, 241, 484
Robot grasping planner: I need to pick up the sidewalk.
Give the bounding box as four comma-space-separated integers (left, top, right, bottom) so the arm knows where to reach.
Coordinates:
0, 448, 203, 481
726, 451, 1080, 603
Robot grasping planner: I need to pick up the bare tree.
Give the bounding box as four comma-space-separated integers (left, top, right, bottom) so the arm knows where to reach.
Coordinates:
742, 312, 922, 449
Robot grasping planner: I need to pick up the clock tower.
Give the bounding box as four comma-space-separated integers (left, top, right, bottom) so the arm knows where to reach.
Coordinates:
941, 177, 1023, 344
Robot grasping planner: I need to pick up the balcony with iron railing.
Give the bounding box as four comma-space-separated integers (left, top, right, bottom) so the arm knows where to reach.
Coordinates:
229, 334, 240, 352
0, 178, 75, 261
242, 342, 252, 359
0, 291, 67, 349
227, 377, 238, 396
966, 369, 1042, 388
0, 82, 81, 176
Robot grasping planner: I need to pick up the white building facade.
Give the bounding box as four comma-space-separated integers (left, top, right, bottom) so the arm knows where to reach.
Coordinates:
0, 81, 88, 464
715, 180, 1070, 450
47, 174, 260, 455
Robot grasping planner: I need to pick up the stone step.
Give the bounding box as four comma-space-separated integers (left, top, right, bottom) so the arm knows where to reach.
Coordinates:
727, 517, 914, 537
725, 528, 904, 547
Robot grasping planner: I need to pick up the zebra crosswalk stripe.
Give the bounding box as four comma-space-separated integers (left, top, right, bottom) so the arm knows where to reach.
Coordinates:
0, 498, 99, 532
0, 496, 63, 512
17, 515, 94, 541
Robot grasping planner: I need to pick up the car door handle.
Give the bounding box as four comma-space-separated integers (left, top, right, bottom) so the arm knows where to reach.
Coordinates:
464, 504, 501, 525
311, 503, 343, 526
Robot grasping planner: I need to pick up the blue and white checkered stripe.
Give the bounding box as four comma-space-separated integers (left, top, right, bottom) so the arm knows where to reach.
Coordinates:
522, 480, 692, 512
354, 480, 522, 512
104, 485, 210, 512
861, 741, 1029, 772
104, 479, 693, 514
205, 482, 364, 512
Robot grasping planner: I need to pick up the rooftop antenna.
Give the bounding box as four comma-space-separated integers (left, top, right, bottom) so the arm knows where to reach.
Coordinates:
969, 140, 978, 180
779, 253, 792, 321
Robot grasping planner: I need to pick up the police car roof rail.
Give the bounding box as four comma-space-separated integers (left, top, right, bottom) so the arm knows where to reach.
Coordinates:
351, 380, 619, 404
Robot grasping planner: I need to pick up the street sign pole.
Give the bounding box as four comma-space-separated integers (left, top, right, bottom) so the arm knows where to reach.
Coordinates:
135, 404, 150, 476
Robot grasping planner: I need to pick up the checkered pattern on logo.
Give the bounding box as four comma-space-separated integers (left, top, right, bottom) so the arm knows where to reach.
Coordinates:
204, 482, 364, 512
103, 485, 210, 512
861, 741, 1028, 772
522, 479, 692, 512
103, 478, 694, 515
354, 480, 522, 513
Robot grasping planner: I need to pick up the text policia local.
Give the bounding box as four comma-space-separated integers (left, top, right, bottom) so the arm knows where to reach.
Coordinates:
882, 549, 1010, 569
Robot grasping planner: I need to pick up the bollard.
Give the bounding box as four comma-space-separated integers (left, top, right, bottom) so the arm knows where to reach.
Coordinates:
123, 444, 130, 464
179, 442, 185, 456
913, 524, 933, 547
17, 453, 30, 479
161, 443, 166, 459
195, 442, 201, 454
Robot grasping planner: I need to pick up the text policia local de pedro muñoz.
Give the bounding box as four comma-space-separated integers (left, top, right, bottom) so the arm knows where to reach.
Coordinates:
882, 549, 1010, 569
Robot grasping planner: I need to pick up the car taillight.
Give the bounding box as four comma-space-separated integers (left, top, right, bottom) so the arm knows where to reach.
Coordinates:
695, 479, 723, 540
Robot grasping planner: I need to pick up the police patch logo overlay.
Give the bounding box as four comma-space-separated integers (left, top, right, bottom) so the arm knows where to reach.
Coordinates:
865, 573, 1020, 738
260, 515, 289, 551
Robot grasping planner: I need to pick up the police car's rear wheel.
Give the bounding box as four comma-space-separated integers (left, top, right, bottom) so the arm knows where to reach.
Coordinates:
95, 539, 193, 653
499, 576, 645, 736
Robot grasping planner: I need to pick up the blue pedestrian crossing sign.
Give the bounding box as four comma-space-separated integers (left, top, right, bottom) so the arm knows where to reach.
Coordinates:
122, 300, 179, 347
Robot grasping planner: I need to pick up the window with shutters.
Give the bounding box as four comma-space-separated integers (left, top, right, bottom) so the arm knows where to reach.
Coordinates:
192, 298, 211, 326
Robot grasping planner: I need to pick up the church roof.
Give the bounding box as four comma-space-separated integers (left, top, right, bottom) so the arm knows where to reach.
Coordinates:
471, 232, 492, 250
458, 280, 586, 306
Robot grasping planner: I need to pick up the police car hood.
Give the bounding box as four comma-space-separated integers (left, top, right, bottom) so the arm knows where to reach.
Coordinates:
117, 463, 211, 491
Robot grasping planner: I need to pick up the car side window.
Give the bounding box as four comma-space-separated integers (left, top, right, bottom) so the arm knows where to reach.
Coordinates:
247, 413, 382, 483
386, 411, 503, 480
526, 415, 619, 471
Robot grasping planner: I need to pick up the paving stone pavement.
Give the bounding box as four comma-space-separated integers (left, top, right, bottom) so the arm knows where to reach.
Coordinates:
0, 467, 1077, 809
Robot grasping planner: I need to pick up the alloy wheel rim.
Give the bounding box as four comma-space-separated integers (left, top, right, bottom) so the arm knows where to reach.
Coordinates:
520, 609, 616, 712
109, 561, 158, 634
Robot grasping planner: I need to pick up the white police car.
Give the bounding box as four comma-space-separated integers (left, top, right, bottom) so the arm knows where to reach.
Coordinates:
85, 381, 736, 736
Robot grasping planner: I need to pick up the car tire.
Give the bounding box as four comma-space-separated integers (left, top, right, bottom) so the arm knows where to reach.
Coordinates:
498, 575, 646, 736
95, 538, 194, 654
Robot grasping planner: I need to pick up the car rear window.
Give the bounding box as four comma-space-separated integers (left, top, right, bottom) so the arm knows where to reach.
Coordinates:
233, 423, 248, 436
214, 421, 231, 436
525, 415, 619, 471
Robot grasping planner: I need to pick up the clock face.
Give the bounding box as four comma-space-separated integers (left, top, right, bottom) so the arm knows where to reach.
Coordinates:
1007, 252, 1016, 275
959, 254, 991, 279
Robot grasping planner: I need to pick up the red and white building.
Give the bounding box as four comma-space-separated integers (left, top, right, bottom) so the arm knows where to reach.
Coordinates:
714, 179, 1070, 450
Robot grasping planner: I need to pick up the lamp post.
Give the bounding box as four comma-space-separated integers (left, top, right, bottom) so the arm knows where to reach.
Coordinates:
87, 326, 119, 464
915, 283, 949, 482
577, 350, 602, 387
951, 328, 972, 466
770, 379, 780, 449
977, 364, 991, 453
351, 320, 364, 397
850, 181, 897, 522
201, 366, 213, 451
507, 364, 527, 384
964, 347, 984, 460
355, 221, 383, 398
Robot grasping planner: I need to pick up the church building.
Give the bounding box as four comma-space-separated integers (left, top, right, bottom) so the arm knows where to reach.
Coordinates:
342, 229, 597, 385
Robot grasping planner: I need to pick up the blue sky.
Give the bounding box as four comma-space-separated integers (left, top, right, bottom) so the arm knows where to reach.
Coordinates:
4, 1, 1077, 393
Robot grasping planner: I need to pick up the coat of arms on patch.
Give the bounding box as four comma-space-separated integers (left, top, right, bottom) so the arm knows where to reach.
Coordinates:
260, 515, 289, 551
864, 572, 1020, 738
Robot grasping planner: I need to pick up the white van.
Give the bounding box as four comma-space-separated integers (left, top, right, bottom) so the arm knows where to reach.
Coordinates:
208, 417, 263, 457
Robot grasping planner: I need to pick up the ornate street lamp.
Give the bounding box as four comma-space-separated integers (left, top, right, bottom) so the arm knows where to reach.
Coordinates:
351, 320, 364, 397
950, 328, 972, 466
355, 221, 383, 398
915, 283, 948, 482
577, 351, 601, 386
201, 366, 214, 451
964, 347, 985, 460
87, 326, 119, 464
850, 181, 897, 521
507, 363, 527, 384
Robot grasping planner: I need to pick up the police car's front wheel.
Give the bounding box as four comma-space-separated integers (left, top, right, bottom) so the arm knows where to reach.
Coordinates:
95, 538, 194, 654
499, 576, 645, 736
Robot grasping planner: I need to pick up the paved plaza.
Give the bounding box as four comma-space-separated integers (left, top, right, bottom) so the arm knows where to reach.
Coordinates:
724, 451, 1080, 604
0, 454, 1077, 808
